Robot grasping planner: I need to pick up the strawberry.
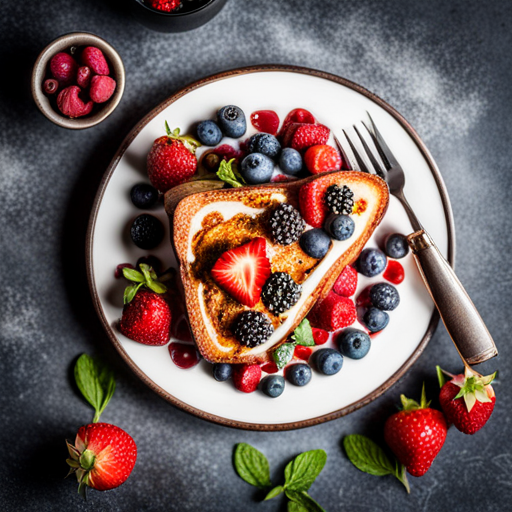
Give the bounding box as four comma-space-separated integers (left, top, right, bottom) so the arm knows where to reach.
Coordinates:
66, 423, 137, 496
438, 366, 496, 435
298, 179, 330, 228
290, 124, 330, 151
309, 291, 356, 331
333, 265, 358, 297
384, 386, 447, 477
147, 123, 200, 193
278, 108, 315, 139
304, 144, 342, 174
233, 364, 262, 393
312, 327, 329, 345
211, 237, 271, 307
118, 263, 171, 345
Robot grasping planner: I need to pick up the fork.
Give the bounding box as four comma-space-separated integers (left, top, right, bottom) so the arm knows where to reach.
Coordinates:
336, 113, 498, 366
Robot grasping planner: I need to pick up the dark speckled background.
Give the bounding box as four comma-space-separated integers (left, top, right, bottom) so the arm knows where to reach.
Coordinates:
1, 0, 511, 510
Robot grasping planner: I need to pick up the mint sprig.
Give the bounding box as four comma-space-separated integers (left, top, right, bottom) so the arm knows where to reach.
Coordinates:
74, 354, 116, 423
217, 158, 246, 188
234, 444, 327, 511
343, 434, 410, 493
122, 263, 167, 304
292, 319, 315, 347
273, 342, 295, 369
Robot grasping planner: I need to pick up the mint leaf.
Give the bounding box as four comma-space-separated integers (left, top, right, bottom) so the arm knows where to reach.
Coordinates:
288, 501, 309, 512
264, 485, 283, 500
234, 443, 272, 489
217, 158, 246, 188
292, 319, 315, 347
74, 354, 116, 423
285, 490, 325, 512
284, 450, 327, 492
273, 343, 295, 370
343, 435, 394, 476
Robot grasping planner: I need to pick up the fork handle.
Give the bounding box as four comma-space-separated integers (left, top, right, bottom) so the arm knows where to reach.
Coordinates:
407, 230, 498, 365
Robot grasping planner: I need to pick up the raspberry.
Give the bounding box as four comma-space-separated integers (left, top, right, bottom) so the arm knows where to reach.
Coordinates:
49, 52, 78, 85
56, 86, 93, 118
333, 265, 358, 297
43, 79, 58, 95
77, 66, 91, 88
291, 124, 330, 151
294, 345, 313, 361
233, 364, 262, 393
148, 0, 181, 12
81, 46, 110, 75
90, 75, 117, 103
310, 292, 356, 331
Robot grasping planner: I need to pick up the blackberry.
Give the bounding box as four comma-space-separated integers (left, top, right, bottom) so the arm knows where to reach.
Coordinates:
324, 184, 354, 215
130, 214, 164, 250
270, 203, 305, 246
234, 311, 274, 348
261, 272, 302, 315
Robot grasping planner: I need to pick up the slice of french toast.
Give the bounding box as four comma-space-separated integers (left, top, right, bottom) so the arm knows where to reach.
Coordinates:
167, 171, 389, 364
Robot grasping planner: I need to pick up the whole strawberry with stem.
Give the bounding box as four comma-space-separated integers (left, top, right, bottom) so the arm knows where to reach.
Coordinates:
384, 384, 447, 477
118, 263, 171, 345
437, 365, 496, 435
67, 354, 137, 498
147, 122, 201, 193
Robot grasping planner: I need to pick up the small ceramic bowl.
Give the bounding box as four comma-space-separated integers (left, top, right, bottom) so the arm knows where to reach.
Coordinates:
31, 32, 125, 130
129, 0, 228, 33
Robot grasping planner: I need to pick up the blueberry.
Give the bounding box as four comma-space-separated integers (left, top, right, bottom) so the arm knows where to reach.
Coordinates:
363, 307, 389, 332
385, 233, 409, 259
196, 120, 223, 146
260, 375, 285, 398
217, 105, 246, 138
279, 148, 303, 175
240, 153, 274, 184
369, 283, 400, 311
286, 363, 312, 386
324, 214, 355, 241
130, 183, 159, 209
212, 363, 232, 382
313, 348, 344, 375
336, 328, 371, 359
299, 229, 331, 259
130, 214, 164, 250
248, 133, 281, 159
357, 248, 387, 277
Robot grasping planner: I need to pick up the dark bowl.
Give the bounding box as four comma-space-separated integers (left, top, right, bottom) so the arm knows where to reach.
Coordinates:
31, 32, 125, 130
129, 0, 228, 33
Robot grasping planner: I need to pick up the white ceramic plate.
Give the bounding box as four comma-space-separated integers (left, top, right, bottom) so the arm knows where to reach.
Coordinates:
87, 66, 454, 430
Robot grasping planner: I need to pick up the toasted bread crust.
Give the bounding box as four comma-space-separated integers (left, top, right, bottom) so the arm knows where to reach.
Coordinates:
168, 171, 389, 364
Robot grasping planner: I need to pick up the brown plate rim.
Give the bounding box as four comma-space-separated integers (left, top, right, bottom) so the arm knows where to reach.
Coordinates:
85, 64, 456, 431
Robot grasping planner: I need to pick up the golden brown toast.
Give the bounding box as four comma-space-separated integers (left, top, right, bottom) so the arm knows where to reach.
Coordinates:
167, 171, 389, 364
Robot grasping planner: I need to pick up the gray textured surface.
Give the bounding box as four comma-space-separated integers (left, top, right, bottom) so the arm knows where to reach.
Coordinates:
1, 0, 511, 510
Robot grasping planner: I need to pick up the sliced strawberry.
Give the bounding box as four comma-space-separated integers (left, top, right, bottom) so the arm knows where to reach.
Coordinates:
278, 108, 316, 138
211, 237, 271, 307
299, 179, 331, 228
384, 260, 405, 284
250, 110, 280, 135
291, 124, 330, 151
304, 144, 342, 174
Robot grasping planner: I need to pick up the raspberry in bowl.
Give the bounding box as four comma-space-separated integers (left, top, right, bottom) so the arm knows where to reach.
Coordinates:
129, 0, 229, 33
31, 32, 125, 130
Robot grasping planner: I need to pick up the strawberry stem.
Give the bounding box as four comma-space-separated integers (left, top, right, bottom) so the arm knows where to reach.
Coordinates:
395, 462, 410, 494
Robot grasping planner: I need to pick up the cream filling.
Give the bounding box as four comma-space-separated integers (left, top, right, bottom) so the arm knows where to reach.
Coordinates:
187, 184, 377, 355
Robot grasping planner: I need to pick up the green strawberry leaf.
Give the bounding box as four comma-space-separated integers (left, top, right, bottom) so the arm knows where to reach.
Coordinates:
264, 485, 284, 500
343, 434, 410, 493
285, 490, 325, 512
436, 365, 448, 388
124, 282, 143, 304
273, 343, 296, 370
74, 354, 116, 423
292, 319, 315, 347
234, 443, 272, 489
217, 159, 246, 188
343, 434, 394, 476
284, 450, 327, 492
122, 268, 145, 283
146, 280, 167, 295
